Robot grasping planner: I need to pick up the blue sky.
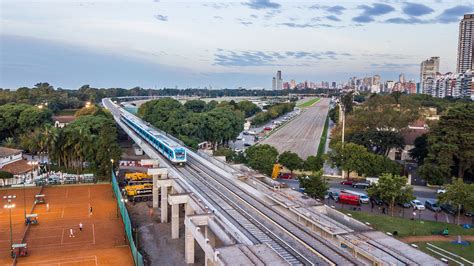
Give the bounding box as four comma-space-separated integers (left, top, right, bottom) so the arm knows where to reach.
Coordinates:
1, 0, 473, 89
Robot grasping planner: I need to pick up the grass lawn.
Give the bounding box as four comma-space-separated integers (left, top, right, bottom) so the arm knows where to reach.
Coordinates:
343, 210, 474, 237
413, 241, 474, 264
298, 98, 320, 108
316, 115, 329, 157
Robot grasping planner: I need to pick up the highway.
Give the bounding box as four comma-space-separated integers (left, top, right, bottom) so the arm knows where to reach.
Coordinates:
261, 98, 331, 159
103, 98, 359, 265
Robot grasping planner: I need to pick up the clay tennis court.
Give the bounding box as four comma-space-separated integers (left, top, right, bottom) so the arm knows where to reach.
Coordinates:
0, 184, 133, 265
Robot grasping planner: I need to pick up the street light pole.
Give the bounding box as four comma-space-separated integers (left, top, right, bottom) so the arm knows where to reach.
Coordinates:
3, 195, 16, 251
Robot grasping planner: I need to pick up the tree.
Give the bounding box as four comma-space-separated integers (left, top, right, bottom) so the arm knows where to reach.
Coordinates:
327, 142, 368, 178
237, 100, 261, 118
438, 178, 474, 225
367, 174, 414, 216
409, 134, 428, 164
341, 92, 353, 113
278, 151, 303, 174
245, 144, 279, 176
328, 105, 339, 123
347, 130, 405, 157
298, 170, 328, 199
0, 170, 14, 186
419, 104, 474, 182
303, 155, 324, 172
184, 100, 207, 113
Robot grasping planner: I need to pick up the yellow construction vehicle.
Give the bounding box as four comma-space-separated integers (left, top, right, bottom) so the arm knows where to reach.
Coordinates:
125, 172, 151, 181
123, 183, 153, 202
271, 163, 281, 179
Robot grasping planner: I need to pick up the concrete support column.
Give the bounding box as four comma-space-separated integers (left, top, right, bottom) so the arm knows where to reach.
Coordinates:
161, 185, 168, 223
185, 226, 195, 264
153, 181, 159, 208
204, 226, 215, 266
171, 204, 179, 239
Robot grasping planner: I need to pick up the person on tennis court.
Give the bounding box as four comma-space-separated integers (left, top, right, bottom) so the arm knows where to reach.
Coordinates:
46, 203, 50, 212
79, 222, 83, 232
89, 206, 93, 216
69, 228, 75, 238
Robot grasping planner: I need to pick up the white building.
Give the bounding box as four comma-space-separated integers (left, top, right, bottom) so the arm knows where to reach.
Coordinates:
0, 147, 38, 186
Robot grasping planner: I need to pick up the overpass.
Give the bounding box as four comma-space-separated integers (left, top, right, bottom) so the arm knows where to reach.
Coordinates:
103, 98, 441, 266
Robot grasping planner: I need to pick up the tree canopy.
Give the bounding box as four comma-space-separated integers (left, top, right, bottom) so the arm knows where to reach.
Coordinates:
278, 151, 303, 174
298, 170, 328, 199
139, 98, 245, 149
367, 174, 414, 216
418, 104, 474, 184
438, 178, 474, 224
245, 144, 279, 176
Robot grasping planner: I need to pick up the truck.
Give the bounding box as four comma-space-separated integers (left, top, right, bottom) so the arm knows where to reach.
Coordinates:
337, 192, 360, 206
123, 183, 153, 202
125, 172, 152, 182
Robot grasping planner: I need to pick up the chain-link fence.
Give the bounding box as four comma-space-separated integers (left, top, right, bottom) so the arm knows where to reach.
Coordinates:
111, 171, 144, 266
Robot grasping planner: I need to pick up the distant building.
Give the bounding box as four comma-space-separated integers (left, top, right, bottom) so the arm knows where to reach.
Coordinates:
52, 115, 76, 128
290, 79, 297, 90
272, 77, 276, 90
0, 147, 37, 186
283, 82, 289, 90
399, 73, 405, 83
420, 57, 440, 94
457, 14, 474, 74
276, 70, 283, 90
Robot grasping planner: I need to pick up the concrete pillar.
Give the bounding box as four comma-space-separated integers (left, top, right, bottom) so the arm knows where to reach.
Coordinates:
204, 226, 215, 266
161, 185, 168, 223
171, 204, 179, 239
185, 226, 195, 264
153, 178, 159, 208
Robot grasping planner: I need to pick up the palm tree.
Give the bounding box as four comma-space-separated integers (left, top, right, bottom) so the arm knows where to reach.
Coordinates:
1, 137, 16, 148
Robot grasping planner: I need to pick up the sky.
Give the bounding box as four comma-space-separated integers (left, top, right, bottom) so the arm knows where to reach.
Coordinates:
1, 0, 473, 89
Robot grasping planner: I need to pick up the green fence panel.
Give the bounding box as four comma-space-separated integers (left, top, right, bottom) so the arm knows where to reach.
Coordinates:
112, 171, 144, 266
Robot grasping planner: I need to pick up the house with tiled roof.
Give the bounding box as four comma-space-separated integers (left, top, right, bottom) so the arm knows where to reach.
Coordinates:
0, 147, 37, 186
387, 120, 429, 162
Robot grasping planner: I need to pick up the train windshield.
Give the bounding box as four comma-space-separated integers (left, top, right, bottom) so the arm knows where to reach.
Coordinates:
175, 150, 185, 159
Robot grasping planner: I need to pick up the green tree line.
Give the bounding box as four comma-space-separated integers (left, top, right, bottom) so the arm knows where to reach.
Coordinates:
138, 98, 250, 149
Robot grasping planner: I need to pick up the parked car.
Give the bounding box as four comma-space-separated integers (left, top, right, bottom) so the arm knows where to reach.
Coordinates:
341, 190, 369, 204
437, 188, 446, 194
279, 173, 294, 179
340, 180, 354, 185
328, 191, 340, 201
264, 127, 272, 131
234, 148, 242, 153
425, 200, 441, 212
338, 192, 361, 206
243, 143, 251, 147
464, 210, 474, 217
440, 203, 457, 215
352, 182, 369, 189
243, 131, 249, 135
371, 196, 384, 206
397, 202, 411, 208
247, 131, 256, 135
359, 194, 370, 204
411, 200, 426, 210
236, 136, 243, 140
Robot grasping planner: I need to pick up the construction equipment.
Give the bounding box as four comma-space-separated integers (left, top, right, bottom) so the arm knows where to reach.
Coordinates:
25, 214, 39, 225
125, 172, 151, 182
35, 194, 46, 204
123, 183, 153, 202
11, 243, 28, 258
271, 164, 281, 179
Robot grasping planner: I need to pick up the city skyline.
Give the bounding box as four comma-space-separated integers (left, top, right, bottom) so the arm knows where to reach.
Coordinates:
1, 0, 473, 89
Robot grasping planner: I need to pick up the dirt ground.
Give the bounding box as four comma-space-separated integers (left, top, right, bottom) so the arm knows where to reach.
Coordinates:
127, 200, 206, 265
0, 184, 133, 266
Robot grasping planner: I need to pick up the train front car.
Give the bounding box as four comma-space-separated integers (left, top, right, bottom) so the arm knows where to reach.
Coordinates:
173, 147, 187, 166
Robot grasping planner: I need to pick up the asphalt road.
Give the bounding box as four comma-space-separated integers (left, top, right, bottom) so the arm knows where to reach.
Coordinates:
261, 98, 330, 159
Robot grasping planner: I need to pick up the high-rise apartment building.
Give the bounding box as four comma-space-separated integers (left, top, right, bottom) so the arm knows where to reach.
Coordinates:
420, 57, 440, 94
272, 77, 276, 90
276, 70, 283, 90
457, 14, 474, 74
399, 73, 405, 83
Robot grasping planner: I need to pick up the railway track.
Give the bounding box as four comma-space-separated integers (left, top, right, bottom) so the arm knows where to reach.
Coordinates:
177, 165, 313, 265
183, 155, 359, 265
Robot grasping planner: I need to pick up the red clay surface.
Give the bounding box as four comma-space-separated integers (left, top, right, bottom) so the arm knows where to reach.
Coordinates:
0, 184, 133, 266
